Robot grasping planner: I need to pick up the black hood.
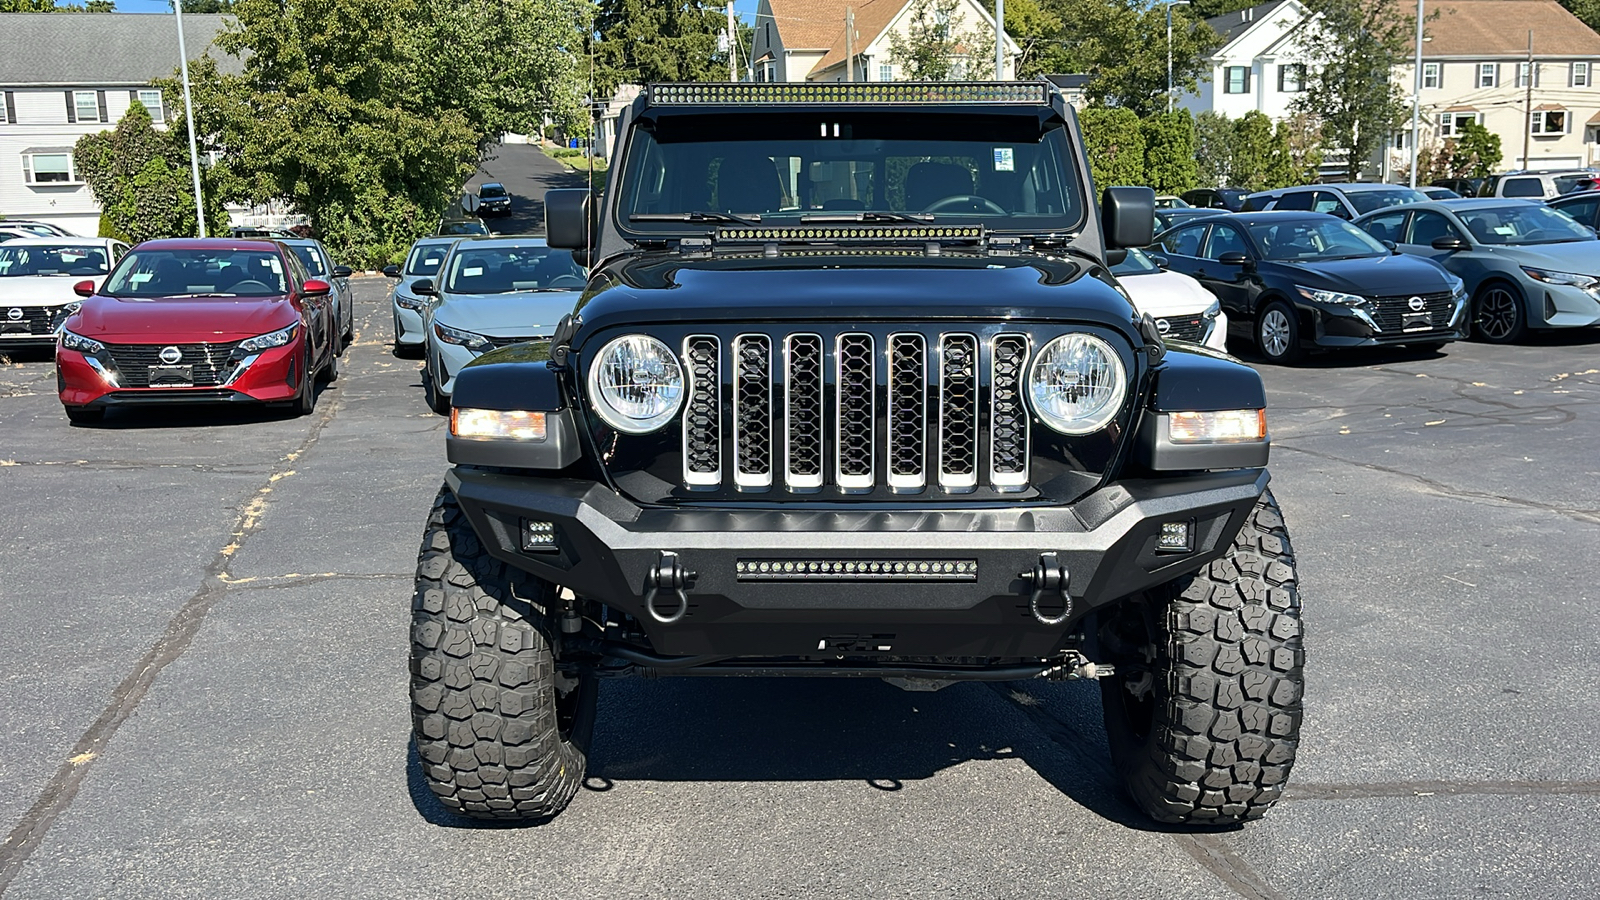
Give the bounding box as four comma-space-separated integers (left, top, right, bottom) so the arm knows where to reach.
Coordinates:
1262, 253, 1455, 296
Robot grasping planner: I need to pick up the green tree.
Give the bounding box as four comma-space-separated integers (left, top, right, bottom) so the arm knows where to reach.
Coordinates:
1557, 0, 1600, 34
593, 0, 737, 97
1005, 0, 1071, 79
1079, 107, 1145, 188
1277, 112, 1324, 184
73, 102, 227, 242
888, 0, 995, 81
1445, 121, 1502, 179
176, 0, 234, 11
1193, 110, 1235, 187
0, 0, 116, 10
1141, 110, 1197, 194
1228, 109, 1277, 191
1191, 0, 1256, 17
1051, 0, 1222, 115
1294, 0, 1413, 180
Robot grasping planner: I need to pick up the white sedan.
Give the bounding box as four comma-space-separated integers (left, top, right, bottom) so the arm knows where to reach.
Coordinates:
1112, 247, 1229, 353
0, 237, 129, 352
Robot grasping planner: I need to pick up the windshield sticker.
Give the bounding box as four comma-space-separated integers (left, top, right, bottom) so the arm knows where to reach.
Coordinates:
1493, 225, 1517, 235
463, 266, 484, 277
130, 272, 152, 283
994, 147, 1015, 172
424, 257, 440, 266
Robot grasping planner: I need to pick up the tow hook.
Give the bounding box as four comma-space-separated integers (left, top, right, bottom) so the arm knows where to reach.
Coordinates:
1043, 651, 1116, 681
1021, 552, 1071, 625
644, 551, 694, 625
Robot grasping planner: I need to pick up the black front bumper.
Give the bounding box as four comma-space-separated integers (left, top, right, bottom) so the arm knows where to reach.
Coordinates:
448, 467, 1270, 658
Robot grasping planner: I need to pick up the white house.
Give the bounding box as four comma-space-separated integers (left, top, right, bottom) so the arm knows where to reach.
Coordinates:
1179, 0, 1316, 123
751, 0, 1019, 83
0, 13, 235, 236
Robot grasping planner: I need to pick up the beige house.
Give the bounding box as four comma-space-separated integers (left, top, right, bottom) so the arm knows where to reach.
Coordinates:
751, 0, 1019, 83
1394, 0, 1600, 172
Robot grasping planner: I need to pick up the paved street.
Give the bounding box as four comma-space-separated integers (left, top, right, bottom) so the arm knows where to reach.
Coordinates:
462, 142, 587, 236
1, 273, 1598, 898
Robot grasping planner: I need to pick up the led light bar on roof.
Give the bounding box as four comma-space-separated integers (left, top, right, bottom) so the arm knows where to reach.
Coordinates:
647, 82, 1052, 106
716, 225, 984, 243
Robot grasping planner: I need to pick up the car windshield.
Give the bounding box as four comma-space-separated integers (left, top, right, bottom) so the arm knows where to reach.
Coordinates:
443, 246, 584, 294
0, 244, 111, 277
288, 245, 326, 276
480, 185, 507, 198
1249, 219, 1390, 261
101, 249, 289, 297
440, 221, 488, 235
1553, 174, 1598, 194
619, 111, 1084, 231
1345, 188, 1429, 215
407, 243, 450, 276
1111, 248, 1161, 276
1460, 205, 1595, 245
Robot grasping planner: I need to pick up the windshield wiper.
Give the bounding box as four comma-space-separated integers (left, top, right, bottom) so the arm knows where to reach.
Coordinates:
799, 211, 934, 224
629, 211, 761, 226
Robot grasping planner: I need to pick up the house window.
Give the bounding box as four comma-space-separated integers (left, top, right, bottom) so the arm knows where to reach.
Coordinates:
1574, 62, 1591, 87
1531, 109, 1570, 135
1423, 62, 1440, 89
1477, 63, 1497, 88
1278, 64, 1305, 92
1516, 62, 1538, 88
879, 63, 893, 82
764, 62, 776, 82
1439, 112, 1480, 138
1224, 66, 1250, 94
73, 91, 99, 123
950, 57, 968, 80
22, 151, 78, 184
137, 89, 164, 123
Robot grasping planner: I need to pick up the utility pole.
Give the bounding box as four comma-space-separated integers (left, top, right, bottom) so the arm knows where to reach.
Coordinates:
1523, 30, 1534, 169
728, 0, 738, 82
1167, 1, 1190, 113
173, 0, 206, 238
1409, 0, 1423, 187
845, 6, 855, 82
995, 0, 1005, 79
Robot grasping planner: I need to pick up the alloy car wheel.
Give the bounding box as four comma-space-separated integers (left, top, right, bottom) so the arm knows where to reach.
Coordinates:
1256, 303, 1300, 363
1473, 284, 1526, 343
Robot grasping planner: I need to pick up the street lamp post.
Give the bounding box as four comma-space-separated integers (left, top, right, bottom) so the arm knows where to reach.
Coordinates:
1409, 0, 1424, 187
173, 0, 206, 238
995, 0, 1006, 80
1168, 0, 1191, 114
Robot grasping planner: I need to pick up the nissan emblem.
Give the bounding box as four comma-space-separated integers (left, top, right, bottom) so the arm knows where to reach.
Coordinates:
1155, 318, 1171, 335
159, 346, 183, 364
6, 308, 21, 321
1408, 296, 1426, 312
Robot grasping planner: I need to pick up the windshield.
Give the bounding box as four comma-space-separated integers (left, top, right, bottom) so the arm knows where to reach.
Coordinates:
406, 243, 450, 276
1461, 204, 1596, 244
101, 249, 289, 297
619, 111, 1084, 231
0, 244, 111, 277
1249, 219, 1390, 261
1111, 248, 1161, 276
480, 185, 507, 198
288, 245, 326, 276
440, 221, 489, 235
443, 246, 584, 294
1345, 188, 1428, 215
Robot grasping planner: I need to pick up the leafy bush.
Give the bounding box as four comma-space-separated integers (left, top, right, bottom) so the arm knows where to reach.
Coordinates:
1079, 107, 1146, 188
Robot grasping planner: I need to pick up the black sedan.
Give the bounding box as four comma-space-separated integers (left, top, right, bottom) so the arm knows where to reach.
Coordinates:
1153, 211, 1468, 363
477, 182, 514, 217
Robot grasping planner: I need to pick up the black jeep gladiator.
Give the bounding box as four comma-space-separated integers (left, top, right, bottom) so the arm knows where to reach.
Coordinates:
411, 81, 1303, 826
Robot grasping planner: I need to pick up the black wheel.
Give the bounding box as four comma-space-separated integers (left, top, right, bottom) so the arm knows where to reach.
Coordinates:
423, 357, 450, 416
341, 298, 354, 349
1254, 301, 1302, 364
1099, 490, 1303, 826
319, 340, 339, 384
1472, 282, 1527, 343
411, 487, 597, 820
294, 345, 317, 416
64, 406, 103, 425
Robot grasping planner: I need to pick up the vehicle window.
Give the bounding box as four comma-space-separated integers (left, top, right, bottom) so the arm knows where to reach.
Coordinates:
1248, 218, 1389, 261
1161, 224, 1208, 257
440, 221, 489, 235
619, 111, 1083, 229
285, 251, 311, 288
1110, 247, 1161, 276
1457, 204, 1595, 245
100, 248, 289, 297
479, 185, 508, 198
1219, 190, 1247, 209
1554, 196, 1600, 228
1552, 175, 1597, 195
1273, 191, 1314, 211
1360, 211, 1408, 244
0, 244, 112, 277
443, 246, 585, 294
1202, 225, 1249, 259
1501, 177, 1544, 198
289, 245, 327, 276
1408, 211, 1464, 245
406, 244, 448, 276
1309, 192, 1347, 217
1343, 188, 1426, 215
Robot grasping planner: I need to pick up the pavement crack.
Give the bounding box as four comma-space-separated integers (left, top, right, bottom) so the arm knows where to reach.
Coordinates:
1287, 779, 1600, 802
0, 384, 347, 897
220, 572, 411, 591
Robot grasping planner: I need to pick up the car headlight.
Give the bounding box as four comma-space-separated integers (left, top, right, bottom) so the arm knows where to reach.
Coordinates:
452, 408, 546, 441
1296, 286, 1366, 307
1026, 333, 1128, 435
433, 321, 492, 351
238, 323, 298, 352
59, 329, 104, 354
1202, 298, 1222, 319
1521, 267, 1600, 290
395, 293, 426, 311
586, 334, 684, 433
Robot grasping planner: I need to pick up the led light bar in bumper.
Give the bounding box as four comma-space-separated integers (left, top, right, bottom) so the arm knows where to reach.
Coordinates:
736, 559, 979, 581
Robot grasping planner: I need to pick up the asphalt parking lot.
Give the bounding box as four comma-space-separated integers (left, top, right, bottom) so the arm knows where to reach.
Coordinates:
2, 278, 1598, 898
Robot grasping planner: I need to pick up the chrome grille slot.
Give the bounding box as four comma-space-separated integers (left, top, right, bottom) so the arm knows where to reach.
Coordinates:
784, 334, 824, 490
989, 334, 1030, 490
887, 333, 926, 491
938, 334, 978, 491
682, 336, 721, 486
733, 334, 773, 489
835, 333, 875, 491
103, 341, 239, 388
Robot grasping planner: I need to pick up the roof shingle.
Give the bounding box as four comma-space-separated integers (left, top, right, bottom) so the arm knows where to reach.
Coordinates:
1420, 0, 1600, 58
0, 13, 238, 87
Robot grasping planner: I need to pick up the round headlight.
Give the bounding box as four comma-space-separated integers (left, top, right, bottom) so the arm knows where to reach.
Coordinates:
587, 334, 685, 433
1027, 333, 1127, 435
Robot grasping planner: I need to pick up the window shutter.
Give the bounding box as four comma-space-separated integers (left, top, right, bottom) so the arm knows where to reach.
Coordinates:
96, 90, 107, 123
64, 91, 76, 124
3, 91, 14, 125
129, 89, 139, 105
1278, 66, 1286, 91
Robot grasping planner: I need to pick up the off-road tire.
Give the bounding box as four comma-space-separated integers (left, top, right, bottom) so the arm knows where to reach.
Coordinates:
64, 406, 103, 425
410, 487, 597, 821
1100, 489, 1303, 826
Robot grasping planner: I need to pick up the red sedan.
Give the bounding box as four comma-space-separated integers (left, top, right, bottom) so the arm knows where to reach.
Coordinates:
55, 238, 338, 424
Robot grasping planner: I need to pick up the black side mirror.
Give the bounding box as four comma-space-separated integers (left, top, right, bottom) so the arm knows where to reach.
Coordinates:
1149, 253, 1170, 269
1431, 236, 1469, 252
382, 265, 400, 278
413, 279, 437, 296
333, 265, 353, 278
545, 188, 591, 251
1102, 186, 1156, 250
1217, 251, 1250, 266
